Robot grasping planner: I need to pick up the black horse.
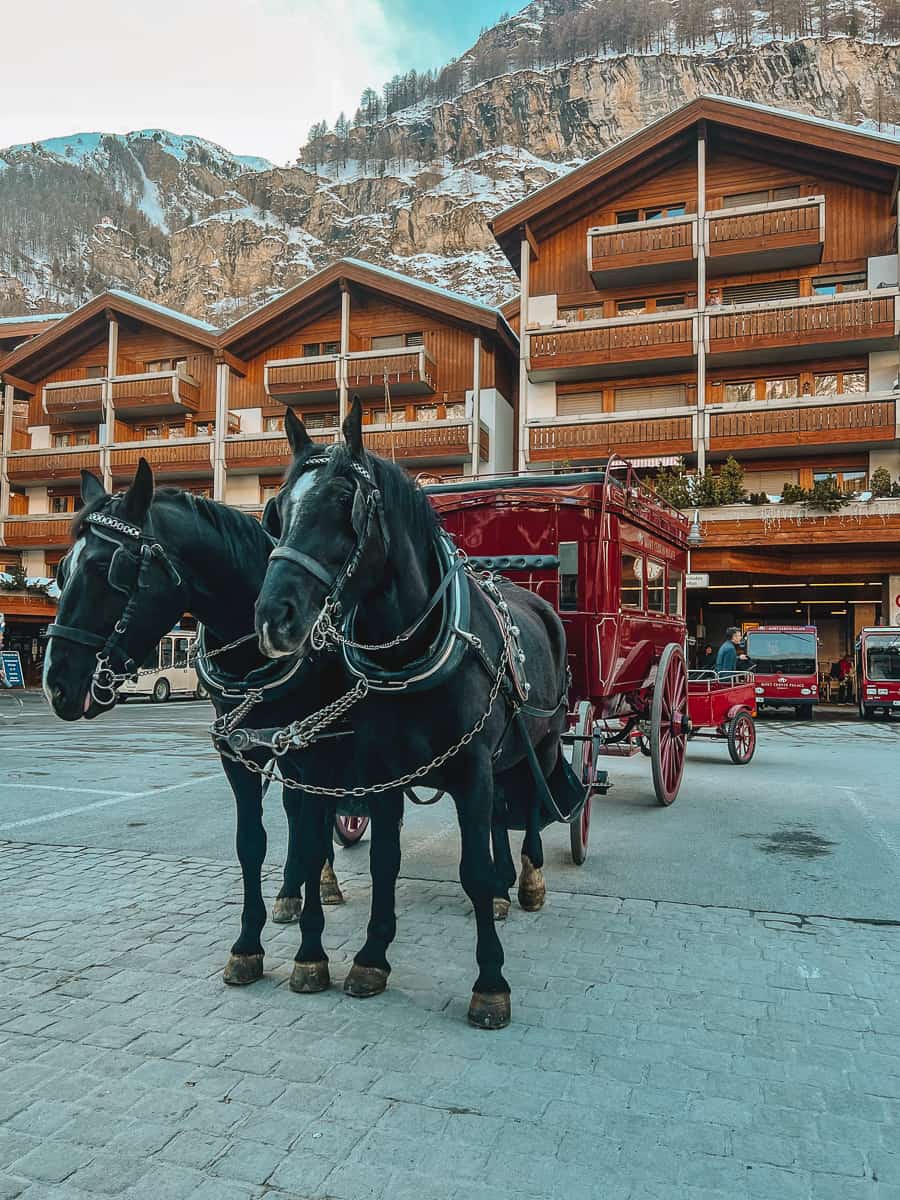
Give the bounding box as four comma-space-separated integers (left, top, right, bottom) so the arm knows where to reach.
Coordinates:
42, 461, 406, 993
254, 401, 579, 1028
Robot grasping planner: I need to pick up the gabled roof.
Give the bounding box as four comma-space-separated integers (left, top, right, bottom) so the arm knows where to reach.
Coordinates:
491, 94, 900, 270
0, 290, 219, 382
221, 257, 518, 360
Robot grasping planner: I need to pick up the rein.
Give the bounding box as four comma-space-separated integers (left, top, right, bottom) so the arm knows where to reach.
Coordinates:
47, 510, 187, 707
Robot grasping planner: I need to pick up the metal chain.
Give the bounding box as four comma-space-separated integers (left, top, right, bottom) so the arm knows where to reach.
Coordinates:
189, 631, 258, 666
214, 572, 515, 798
269, 676, 369, 755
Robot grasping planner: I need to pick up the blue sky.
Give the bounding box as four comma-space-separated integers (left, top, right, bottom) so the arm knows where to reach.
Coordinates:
0, 0, 521, 165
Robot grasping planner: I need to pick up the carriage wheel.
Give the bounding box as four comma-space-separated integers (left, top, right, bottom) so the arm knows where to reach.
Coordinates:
568, 701, 595, 865
650, 644, 688, 807
334, 814, 370, 847
727, 711, 756, 765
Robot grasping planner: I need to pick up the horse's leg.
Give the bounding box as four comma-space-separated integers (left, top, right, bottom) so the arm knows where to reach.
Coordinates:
319, 807, 345, 906
345, 790, 403, 998
518, 736, 552, 912
288, 794, 331, 993
221, 759, 267, 985
454, 762, 511, 1029
491, 810, 517, 922
273, 784, 303, 923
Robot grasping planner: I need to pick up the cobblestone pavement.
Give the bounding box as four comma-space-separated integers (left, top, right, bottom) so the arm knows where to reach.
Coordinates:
3, 838, 900, 1200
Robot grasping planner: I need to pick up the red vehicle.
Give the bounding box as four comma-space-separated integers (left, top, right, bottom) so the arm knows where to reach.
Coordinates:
856, 627, 900, 720
686, 670, 757, 763
745, 625, 818, 719
428, 457, 691, 863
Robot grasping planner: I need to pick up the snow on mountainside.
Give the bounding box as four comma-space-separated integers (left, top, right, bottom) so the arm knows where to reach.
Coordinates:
0, 16, 898, 322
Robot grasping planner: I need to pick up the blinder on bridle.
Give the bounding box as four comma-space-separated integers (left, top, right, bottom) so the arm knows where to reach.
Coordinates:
47, 508, 186, 706
268, 451, 391, 630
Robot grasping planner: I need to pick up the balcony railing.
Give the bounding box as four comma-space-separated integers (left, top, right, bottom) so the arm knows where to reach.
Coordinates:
528, 313, 698, 381
706, 290, 899, 364
6, 444, 101, 485
706, 195, 825, 274
363, 418, 478, 462
705, 392, 897, 452
527, 408, 697, 464
588, 214, 697, 287
109, 437, 213, 479
224, 430, 337, 472
346, 348, 436, 398
43, 368, 201, 421
110, 369, 200, 419
3, 513, 73, 547
265, 356, 341, 402
42, 378, 105, 422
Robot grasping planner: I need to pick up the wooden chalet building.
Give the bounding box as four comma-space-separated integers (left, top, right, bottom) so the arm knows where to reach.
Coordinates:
217, 259, 517, 513
491, 95, 900, 653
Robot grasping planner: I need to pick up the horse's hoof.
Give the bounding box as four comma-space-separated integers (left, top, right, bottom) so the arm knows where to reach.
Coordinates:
493, 897, 511, 922
320, 862, 345, 906
468, 992, 511, 1030
289, 960, 330, 993
517, 855, 546, 912
344, 964, 389, 998
272, 896, 302, 923
223, 953, 264, 986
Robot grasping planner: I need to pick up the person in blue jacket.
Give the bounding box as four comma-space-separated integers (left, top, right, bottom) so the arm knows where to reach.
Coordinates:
715, 627, 747, 675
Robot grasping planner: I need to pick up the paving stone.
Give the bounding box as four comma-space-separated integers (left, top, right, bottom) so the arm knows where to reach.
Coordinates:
8, 1142, 94, 1185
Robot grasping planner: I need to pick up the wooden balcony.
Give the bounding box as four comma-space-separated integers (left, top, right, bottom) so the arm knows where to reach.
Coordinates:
265, 356, 340, 403
109, 438, 213, 481
6, 446, 101, 485
363, 419, 480, 464
42, 378, 105, 423
224, 431, 337, 473
706, 290, 899, 366
346, 348, 436, 398
528, 314, 698, 382
527, 408, 697, 465
110, 369, 200, 419
3, 514, 72, 548
706, 195, 825, 275
588, 215, 697, 287
706, 393, 897, 454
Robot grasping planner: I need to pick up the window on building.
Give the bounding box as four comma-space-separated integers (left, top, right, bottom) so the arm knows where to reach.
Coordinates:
261, 483, 280, 503
616, 209, 639, 224
617, 300, 647, 315
371, 334, 405, 351
85, 365, 105, 379
814, 370, 868, 396
722, 185, 801, 208
617, 203, 686, 222
445, 402, 466, 420
405, 332, 424, 347
723, 279, 800, 304
52, 433, 70, 448
621, 550, 643, 609
50, 495, 77, 514
302, 410, 338, 429
302, 343, 329, 357
373, 408, 407, 425
654, 295, 687, 312
139, 424, 161, 439
743, 469, 800, 495
764, 377, 799, 401
168, 425, 185, 439
813, 468, 868, 495
559, 304, 604, 324
723, 381, 755, 404
263, 415, 284, 432
415, 405, 438, 422
813, 273, 866, 296
614, 385, 687, 412
74, 431, 93, 446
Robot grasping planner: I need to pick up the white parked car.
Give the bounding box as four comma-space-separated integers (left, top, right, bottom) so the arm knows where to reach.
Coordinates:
118, 631, 208, 703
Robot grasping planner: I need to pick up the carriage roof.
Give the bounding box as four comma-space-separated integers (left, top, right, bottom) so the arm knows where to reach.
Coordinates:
425, 467, 689, 551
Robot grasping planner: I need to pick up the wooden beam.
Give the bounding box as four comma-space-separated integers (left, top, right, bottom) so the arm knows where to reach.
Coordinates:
215, 349, 249, 378
522, 222, 540, 262
1, 372, 36, 396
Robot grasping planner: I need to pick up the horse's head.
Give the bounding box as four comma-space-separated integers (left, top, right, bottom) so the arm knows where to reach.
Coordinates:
43, 459, 188, 721
255, 399, 390, 659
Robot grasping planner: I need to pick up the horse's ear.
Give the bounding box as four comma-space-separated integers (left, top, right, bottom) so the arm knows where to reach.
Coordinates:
284, 407, 312, 457
80, 470, 106, 506
342, 395, 363, 459
121, 457, 154, 524
261, 496, 282, 539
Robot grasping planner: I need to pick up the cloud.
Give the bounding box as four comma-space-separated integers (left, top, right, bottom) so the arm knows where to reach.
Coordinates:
0, 0, 414, 163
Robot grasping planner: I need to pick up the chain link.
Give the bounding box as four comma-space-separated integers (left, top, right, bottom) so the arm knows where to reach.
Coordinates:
189, 631, 258, 667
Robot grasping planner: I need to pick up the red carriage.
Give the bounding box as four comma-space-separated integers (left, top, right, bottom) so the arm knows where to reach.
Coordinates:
685, 671, 757, 764
424, 457, 692, 863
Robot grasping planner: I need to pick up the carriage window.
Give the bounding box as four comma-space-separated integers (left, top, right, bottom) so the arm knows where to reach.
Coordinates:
668, 569, 683, 616
173, 639, 190, 669
647, 561, 665, 613
621, 550, 643, 609
558, 542, 578, 611
159, 641, 173, 670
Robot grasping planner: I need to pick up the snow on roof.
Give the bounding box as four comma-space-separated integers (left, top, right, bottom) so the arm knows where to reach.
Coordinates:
698, 93, 900, 149
0, 313, 67, 326
106, 289, 218, 332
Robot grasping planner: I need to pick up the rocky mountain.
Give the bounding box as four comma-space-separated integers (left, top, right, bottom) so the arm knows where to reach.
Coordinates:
0, 24, 898, 323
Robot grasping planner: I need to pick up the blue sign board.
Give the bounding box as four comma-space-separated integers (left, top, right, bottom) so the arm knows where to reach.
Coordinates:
1, 652, 24, 689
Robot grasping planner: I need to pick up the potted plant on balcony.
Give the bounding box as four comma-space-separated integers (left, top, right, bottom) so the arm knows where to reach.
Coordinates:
871, 466, 894, 498
691, 467, 721, 508
716, 456, 747, 506
652, 461, 692, 508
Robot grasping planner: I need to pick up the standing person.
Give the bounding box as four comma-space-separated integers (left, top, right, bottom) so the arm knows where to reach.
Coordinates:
837, 652, 853, 703
715, 627, 746, 676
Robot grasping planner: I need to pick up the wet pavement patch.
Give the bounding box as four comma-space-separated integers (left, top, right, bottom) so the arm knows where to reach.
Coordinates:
742, 823, 837, 859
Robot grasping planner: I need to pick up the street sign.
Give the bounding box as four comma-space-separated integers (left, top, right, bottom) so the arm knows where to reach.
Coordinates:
1, 651, 24, 689
686, 573, 709, 589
